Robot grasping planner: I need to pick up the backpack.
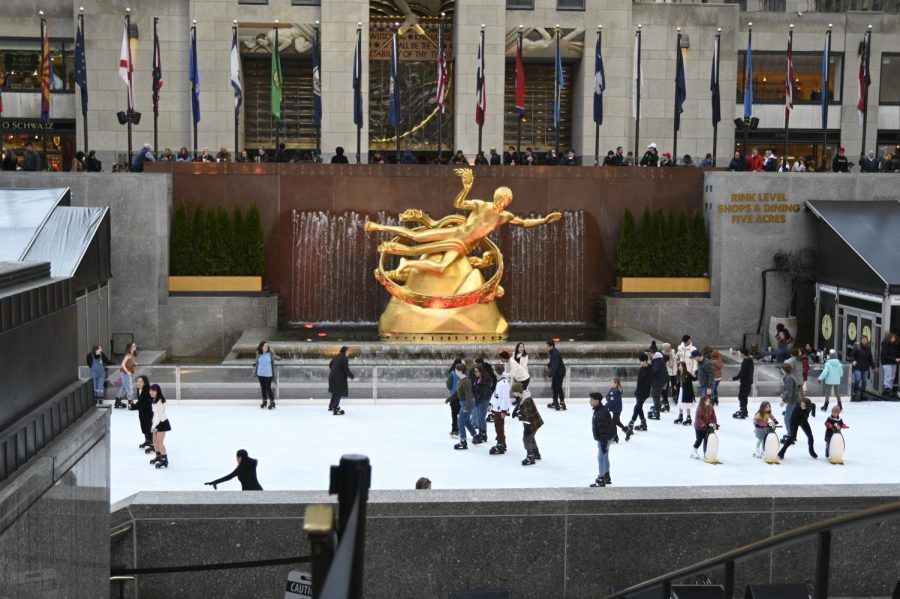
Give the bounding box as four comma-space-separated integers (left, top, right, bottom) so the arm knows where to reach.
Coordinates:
445, 370, 455, 391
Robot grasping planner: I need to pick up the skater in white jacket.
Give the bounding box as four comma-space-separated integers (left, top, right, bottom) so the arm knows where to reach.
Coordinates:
489, 365, 512, 455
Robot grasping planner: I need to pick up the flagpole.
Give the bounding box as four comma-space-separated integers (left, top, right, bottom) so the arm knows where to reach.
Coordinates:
516, 26, 523, 163
743, 23, 752, 161
477, 25, 484, 158
822, 24, 832, 168
40, 13, 48, 169
355, 23, 362, 164
438, 17, 444, 164
315, 21, 321, 162
153, 17, 159, 154
554, 25, 560, 158
594, 26, 601, 166
233, 22, 239, 158
673, 28, 681, 162
395, 25, 401, 163
274, 22, 280, 158
634, 25, 642, 161
126, 10, 134, 167
783, 25, 793, 173
79, 8, 88, 153
712, 29, 720, 166
860, 26, 872, 166
191, 20, 198, 158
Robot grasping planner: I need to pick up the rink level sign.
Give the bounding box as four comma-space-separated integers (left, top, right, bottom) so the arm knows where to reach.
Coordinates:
285, 570, 312, 599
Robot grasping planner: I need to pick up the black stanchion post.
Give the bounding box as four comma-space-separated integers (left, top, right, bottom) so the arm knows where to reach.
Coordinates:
329, 454, 371, 598
303, 504, 335, 599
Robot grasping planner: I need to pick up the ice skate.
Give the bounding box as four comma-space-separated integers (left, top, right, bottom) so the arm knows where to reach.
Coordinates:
660, 400, 670, 413
732, 410, 747, 419
489, 443, 506, 455
533, 452, 542, 460
331, 406, 344, 415
690, 449, 700, 459
673, 415, 683, 424
559, 402, 567, 411
114, 399, 127, 409
155, 455, 168, 469
138, 439, 152, 451
820, 400, 829, 413
521, 455, 535, 466
648, 409, 660, 420
808, 447, 818, 459
453, 440, 468, 450
150, 453, 161, 465
683, 417, 692, 426
625, 423, 634, 442
268, 401, 276, 410
486, 414, 494, 423
634, 422, 647, 432
449, 429, 458, 438
260, 400, 267, 409
589, 477, 606, 487
546, 402, 560, 411
471, 434, 485, 445
602, 473, 612, 485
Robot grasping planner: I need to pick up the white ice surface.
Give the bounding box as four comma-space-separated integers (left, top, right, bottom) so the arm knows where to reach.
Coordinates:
111, 398, 900, 503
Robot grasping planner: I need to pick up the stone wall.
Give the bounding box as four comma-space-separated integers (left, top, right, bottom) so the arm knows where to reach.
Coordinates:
0, 409, 110, 599
160, 295, 279, 357
109, 484, 900, 598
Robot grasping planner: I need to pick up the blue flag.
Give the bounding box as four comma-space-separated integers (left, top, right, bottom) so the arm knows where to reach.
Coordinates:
388, 33, 401, 128
593, 34, 605, 126
710, 36, 720, 127
190, 27, 200, 124
554, 35, 564, 129
743, 35, 753, 120
353, 28, 362, 128
821, 33, 829, 129
74, 17, 87, 117
675, 45, 686, 131
312, 28, 322, 123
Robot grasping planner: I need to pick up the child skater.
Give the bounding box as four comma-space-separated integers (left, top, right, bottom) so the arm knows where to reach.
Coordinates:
149, 384, 172, 468
752, 401, 778, 458
690, 396, 718, 460
674, 361, 696, 426
511, 386, 543, 465
488, 364, 511, 455
605, 378, 629, 443
824, 405, 849, 460
818, 349, 843, 412
589, 392, 614, 487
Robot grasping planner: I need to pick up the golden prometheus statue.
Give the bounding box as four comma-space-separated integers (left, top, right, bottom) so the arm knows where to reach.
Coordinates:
365, 168, 562, 339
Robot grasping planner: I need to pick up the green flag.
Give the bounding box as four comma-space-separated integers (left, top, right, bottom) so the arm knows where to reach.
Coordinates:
271, 40, 283, 120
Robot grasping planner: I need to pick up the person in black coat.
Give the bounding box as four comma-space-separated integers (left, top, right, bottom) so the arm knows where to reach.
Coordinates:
727, 151, 745, 171
627, 353, 653, 435
777, 399, 817, 460
850, 336, 875, 399
86, 344, 113, 399
648, 345, 669, 419
328, 346, 354, 415
732, 348, 754, 419
205, 449, 263, 490
130, 375, 153, 450
590, 392, 614, 487
546, 340, 567, 410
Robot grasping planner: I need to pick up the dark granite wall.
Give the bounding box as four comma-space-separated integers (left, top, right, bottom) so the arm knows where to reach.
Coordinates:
110, 484, 900, 599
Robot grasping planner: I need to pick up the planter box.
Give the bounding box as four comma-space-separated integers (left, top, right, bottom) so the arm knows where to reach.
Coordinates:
616, 277, 710, 294
168, 276, 263, 293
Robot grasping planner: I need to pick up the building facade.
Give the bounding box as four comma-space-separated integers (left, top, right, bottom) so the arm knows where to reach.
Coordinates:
0, 0, 897, 169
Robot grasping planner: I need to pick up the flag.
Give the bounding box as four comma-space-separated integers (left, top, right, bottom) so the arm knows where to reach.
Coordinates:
312, 28, 322, 123
437, 29, 448, 114
593, 34, 605, 126
40, 21, 51, 123
514, 34, 525, 119
475, 32, 486, 127
353, 28, 363, 128
785, 33, 794, 119
675, 44, 686, 132
857, 35, 870, 125
632, 34, 643, 119
118, 18, 135, 110
821, 32, 829, 129
553, 34, 564, 129
152, 24, 163, 117
190, 26, 200, 123
743, 34, 753, 120
0, 71, 4, 116
388, 32, 401, 127
710, 36, 720, 127
270, 29, 282, 120
74, 17, 87, 117
231, 27, 242, 122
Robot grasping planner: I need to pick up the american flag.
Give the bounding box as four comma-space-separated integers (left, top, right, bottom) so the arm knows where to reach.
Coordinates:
785, 32, 794, 118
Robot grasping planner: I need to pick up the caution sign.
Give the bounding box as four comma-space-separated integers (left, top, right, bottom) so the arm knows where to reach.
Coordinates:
284, 570, 312, 599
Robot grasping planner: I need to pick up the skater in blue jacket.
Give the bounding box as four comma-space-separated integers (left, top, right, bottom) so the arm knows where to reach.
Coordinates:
605, 378, 628, 442
817, 349, 843, 412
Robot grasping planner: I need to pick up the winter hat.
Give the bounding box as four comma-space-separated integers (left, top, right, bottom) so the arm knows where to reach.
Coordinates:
663, 152, 672, 158
661, 343, 672, 352
690, 349, 701, 358
828, 349, 837, 357
648, 142, 657, 149
838, 146, 845, 152
511, 382, 524, 394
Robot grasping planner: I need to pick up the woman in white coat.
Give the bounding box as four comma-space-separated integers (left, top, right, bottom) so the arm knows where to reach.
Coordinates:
508, 342, 532, 391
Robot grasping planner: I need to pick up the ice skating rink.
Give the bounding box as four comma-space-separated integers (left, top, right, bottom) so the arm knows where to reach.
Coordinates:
110, 398, 899, 503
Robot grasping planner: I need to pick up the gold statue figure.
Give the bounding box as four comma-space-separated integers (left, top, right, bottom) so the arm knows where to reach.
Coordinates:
365, 168, 562, 339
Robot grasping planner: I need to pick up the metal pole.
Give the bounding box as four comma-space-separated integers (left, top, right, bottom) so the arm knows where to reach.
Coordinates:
673, 30, 681, 162
634, 27, 641, 161
783, 26, 792, 172
594, 27, 601, 166
555, 27, 560, 157
154, 18, 159, 155
80, 10, 88, 153
234, 23, 239, 159
192, 23, 198, 158
743, 26, 752, 162
859, 28, 871, 167
395, 27, 401, 163
437, 19, 443, 164
274, 24, 280, 159
41, 17, 48, 169
712, 32, 720, 166
814, 530, 831, 599
516, 29, 523, 163
822, 26, 831, 170
126, 13, 133, 168
315, 22, 321, 162
477, 27, 484, 158
356, 25, 362, 164
724, 561, 735, 598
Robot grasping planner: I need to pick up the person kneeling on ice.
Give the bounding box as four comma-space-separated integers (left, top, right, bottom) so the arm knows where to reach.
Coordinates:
690, 396, 718, 460
205, 449, 263, 490
777, 398, 817, 460
489, 364, 511, 454
590, 392, 614, 487
511, 385, 543, 465
453, 363, 478, 450
752, 401, 778, 458
824, 405, 849, 461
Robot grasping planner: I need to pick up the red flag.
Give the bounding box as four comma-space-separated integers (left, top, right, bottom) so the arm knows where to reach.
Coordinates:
785, 33, 794, 118
40, 21, 51, 123
437, 35, 448, 113
515, 34, 525, 119
475, 31, 486, 126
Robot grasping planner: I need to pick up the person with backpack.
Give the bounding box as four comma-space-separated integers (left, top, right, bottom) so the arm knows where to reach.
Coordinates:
774, 323, 793, 363
589, 392, 614, 487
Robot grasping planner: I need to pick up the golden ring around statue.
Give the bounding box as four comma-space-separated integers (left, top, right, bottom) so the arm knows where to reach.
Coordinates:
374, 227, 505, 310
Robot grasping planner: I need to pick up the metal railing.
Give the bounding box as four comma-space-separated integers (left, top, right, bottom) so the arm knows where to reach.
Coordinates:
632, 0, 898, 12
603, 499, 900, 598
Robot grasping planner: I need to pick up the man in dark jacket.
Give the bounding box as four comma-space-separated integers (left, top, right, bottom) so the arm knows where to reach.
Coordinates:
327, 346, 354, 415
648, 345, 669, 420
590, 392, 613, 487
832, 146, 850, 172
489, 148, 501, 165
628, 353, 653, 436
732, 347, 754, 419
850, 336, 874, 400
696, 351, 713, 397
777, 399, 816, 460
205, 449, 263, 490
330, 146, 349, 164
860, 150, 879, 173
22, 143, 40, 171
453, 363, 477, 449
546, 340, 567, 410
727, 151, 745, 171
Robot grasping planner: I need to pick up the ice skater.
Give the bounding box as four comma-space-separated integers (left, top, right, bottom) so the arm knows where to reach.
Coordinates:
674, 360, 696, 426
648, 343, 669, 420
489, 364, 511, 454
328, 346, 354, 415
626, 353, 652, 437
690, 396, 718, 460
205, 449, 263, 490
777, 398, 817, 460
732, 348, 754, 419
511, 342, 531, 391
511, 386, 543, 465
113, 342, 137, 409
824, 405, 849, 460
546, 340, 567, 410
473, 362, 493, 443
752, 401, 777, 458
453, 363, 478, 450
445, 357, 463, 437
605, 378, 628, 442
129, 375, 153, 452
661, 342, 676, 412
254, 341, 279, 410
590, 392, 614, 487
86, 344, 112, 402
779, 363, 800, 443
709, 350, 723, 406
818, 349, 843, 411
149, 384, 171, 468
849, 336, 874, 401
696, 350, 713, 400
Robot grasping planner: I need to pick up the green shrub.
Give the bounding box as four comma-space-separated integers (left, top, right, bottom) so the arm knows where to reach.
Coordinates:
210, 206, 233, 275
170, 203, 191, 276
245, 203, 266, 276
615, 206, 708, 278
690, 210, 708, 276
615, 208, 638, 277
189, 205, 206, 276
231, 207, 246, 275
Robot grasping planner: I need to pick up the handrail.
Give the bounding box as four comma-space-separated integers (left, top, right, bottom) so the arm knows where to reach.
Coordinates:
604, 499, 900, 598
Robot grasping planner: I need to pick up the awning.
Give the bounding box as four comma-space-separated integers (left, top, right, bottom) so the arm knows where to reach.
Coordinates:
806, 200, 900, 295
23, 206, 109, 279
0, 188, 70, 262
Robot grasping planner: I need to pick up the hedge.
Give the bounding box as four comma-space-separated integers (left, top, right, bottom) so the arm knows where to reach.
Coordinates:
615, 207, 709, 278
169, 203, 266, 277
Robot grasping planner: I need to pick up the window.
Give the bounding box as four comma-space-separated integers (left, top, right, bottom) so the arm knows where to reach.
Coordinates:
736, 51, 843, 104
238, 0, 267, 4
557, 0, 585, 9
506, 0, 534, 10
880, 54, 900, 104
0, 39, 75, 93
291, 0, 320, 4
